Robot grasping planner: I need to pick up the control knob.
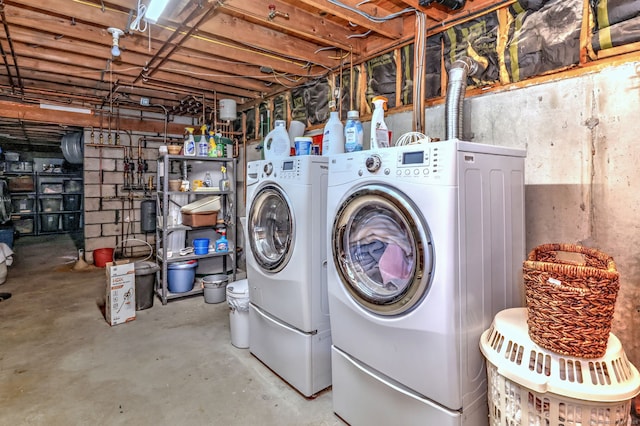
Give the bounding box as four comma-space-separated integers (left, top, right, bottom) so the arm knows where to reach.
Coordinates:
365, 154, 382, 173
263, 162, 273, 176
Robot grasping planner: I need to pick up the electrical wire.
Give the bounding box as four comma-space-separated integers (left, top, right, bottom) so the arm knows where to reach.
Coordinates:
327, 0, 415, 23
129, 0, 148, 33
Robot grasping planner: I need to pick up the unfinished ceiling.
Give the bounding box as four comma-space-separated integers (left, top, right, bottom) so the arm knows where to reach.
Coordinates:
0, 0, 503, 151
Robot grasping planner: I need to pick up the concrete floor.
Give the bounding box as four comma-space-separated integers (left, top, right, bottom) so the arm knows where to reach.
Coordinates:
0, 234, 339, 425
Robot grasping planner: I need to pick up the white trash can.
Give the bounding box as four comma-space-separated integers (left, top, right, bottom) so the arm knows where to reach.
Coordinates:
226, 279, 249, 348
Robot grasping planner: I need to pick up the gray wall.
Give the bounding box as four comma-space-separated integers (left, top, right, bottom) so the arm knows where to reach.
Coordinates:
421, 61, 640, 366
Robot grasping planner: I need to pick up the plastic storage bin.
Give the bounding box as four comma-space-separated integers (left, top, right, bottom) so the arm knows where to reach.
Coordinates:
62, 194, 81, 211
11, 197, 34, 212
480, 308, 640, 426
40, 197, 62, 212
167, 260, 198, 293
14, 218, 33, 234
62, 213, 80, 231
39, 214, 60, 232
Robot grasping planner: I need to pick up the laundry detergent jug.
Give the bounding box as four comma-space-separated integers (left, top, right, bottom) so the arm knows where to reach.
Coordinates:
263, 120, 290, 160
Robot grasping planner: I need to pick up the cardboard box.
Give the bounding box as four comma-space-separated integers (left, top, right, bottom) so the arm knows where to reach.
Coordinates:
105, 260, 136, 326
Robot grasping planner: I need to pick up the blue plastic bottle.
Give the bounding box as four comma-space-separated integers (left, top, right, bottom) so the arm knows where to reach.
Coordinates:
344, 110, 363, 152
215, 231, 229, 252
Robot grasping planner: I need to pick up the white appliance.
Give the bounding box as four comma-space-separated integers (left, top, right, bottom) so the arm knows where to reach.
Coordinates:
326, 140, 526, 425
245, 156, 331, 397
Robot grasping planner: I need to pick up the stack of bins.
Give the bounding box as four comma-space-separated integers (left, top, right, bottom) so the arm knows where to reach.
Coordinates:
479, 308, 640, 426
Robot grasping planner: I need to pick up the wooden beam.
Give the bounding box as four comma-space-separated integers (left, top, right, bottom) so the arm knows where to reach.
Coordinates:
0, 100, 186, 134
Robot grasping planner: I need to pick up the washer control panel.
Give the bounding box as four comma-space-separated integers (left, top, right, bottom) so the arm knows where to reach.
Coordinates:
278, 159, 300, 179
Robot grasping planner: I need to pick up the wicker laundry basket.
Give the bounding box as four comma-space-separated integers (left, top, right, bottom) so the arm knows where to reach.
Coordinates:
523, 243, 620, 359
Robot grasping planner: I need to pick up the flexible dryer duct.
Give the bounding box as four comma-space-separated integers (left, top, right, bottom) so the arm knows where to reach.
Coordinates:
445, 57, 478, 140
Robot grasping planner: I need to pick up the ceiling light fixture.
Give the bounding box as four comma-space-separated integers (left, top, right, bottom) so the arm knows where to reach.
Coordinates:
40, 103, 93, 115
108, 27, 124, 57
144, 0, 170, 24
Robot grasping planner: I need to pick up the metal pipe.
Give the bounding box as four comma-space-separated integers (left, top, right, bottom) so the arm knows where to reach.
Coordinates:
445, 57, 478, 141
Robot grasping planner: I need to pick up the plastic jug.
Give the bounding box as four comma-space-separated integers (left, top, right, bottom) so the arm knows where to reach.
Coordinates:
263, 120, 290, 160
322, 111, 344, 156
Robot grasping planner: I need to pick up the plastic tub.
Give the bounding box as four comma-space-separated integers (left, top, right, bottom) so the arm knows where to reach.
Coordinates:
193, 238, 210, 255
226, 279, 249, 348
202, 274, 228, 303
167, 260, 198, 293
134, 261, 159, 310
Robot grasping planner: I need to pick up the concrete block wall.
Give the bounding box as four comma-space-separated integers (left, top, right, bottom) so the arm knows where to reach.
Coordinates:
82, 131, 166, 263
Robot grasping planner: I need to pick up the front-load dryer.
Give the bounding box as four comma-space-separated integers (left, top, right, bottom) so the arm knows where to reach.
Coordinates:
326, 140, 526, 425
245, 156, 331, 397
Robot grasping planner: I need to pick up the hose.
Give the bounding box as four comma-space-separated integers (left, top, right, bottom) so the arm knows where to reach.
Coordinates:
445, 57, 479, 141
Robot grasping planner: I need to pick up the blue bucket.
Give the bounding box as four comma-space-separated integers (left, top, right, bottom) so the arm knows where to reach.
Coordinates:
168, 260, 198, 293
193, 238, 209, 255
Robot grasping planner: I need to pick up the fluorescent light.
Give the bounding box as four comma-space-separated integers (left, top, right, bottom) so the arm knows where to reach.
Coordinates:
145, 0, 170, 24
40, 103, 92, 115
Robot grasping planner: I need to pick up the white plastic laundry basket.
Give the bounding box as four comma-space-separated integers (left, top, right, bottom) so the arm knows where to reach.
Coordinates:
480, 308, 640, 426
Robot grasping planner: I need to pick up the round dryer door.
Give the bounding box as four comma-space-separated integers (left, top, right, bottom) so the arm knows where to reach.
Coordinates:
248, 184, 294, 273
331, 184, 434, 315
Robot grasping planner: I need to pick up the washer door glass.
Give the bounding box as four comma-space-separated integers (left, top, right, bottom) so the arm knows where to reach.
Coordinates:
332, 184, 433, 315
248, 185, 294, 273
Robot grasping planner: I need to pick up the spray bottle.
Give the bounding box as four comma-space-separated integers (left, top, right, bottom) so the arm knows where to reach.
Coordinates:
219, 165, 230, 192
197, 125, 209, 156
208, 130, 218, 157
215, 230, 229, 252
183, 127, 196, 156
370, 96, 389, 149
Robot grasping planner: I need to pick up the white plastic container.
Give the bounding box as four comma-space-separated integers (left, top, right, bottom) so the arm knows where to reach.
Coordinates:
370, 96, 389, 149
263, 120, 290, 160
227, 279, 250, 348
480, 308, 640, 426
344, 110, 364, 152
322, 111, 344, 155
219, 99, 237, 121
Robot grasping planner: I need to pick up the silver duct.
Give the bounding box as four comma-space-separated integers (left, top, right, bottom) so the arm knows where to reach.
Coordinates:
445, 57, 478, 141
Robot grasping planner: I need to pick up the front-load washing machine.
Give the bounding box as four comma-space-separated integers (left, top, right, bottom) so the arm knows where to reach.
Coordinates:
245, 156, 331, 397
326, 140, 526, 425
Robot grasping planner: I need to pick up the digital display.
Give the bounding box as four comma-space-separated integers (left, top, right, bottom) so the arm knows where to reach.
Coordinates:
402, 151, 424, 165
282, 161, 294, 171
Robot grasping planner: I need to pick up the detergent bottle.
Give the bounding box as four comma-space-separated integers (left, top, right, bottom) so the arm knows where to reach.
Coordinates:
263, 120, 290, 160
322, 110, 344, 156
183, 127, 196, 156
370, 96, 390, 149
207, 130, 218, 157
197, 125, 209, 156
